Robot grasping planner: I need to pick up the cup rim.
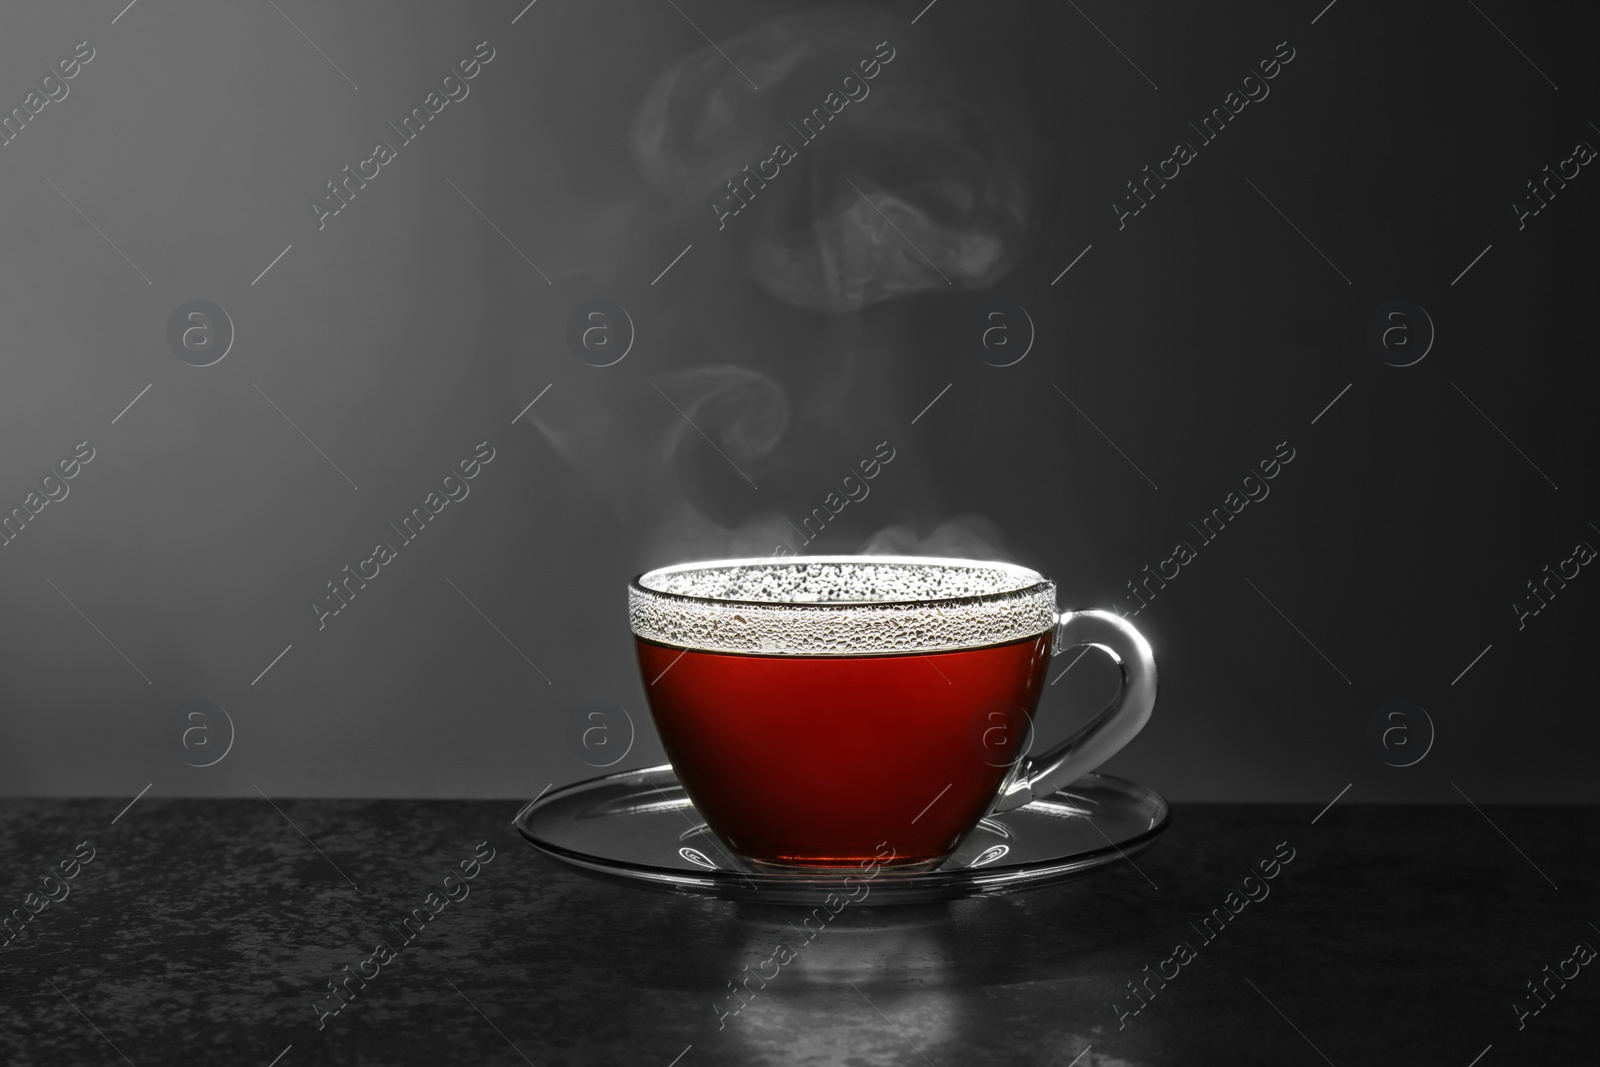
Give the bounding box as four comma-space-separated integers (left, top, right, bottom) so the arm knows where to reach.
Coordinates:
629, 554, 1052, 610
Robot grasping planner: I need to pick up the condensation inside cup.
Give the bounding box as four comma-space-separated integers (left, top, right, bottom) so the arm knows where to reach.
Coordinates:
630, 557, 1057, 656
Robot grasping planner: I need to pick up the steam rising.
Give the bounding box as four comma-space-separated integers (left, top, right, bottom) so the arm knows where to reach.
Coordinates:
631, 6, 1030, 314
529, 365, 792, 564
858, 514, 1007, 560
529, 7, 1035, 564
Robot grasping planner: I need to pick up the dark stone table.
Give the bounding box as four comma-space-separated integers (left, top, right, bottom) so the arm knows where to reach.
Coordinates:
1, 797, 1592, 1065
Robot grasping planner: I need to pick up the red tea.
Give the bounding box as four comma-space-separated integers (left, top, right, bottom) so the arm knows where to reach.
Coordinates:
636, 632, 1053, 868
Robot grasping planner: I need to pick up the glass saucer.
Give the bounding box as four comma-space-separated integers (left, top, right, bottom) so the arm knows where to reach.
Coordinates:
512, 765, 1169, 905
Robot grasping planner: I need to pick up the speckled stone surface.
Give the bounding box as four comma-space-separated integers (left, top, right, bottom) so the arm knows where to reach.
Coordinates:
0, 798, 1592, 1065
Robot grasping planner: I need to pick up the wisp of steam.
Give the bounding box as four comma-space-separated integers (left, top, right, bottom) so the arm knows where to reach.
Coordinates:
528, 6, 1033, 565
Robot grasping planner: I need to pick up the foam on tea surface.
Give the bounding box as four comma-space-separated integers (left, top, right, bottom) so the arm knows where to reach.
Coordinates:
631, 556, 1057, 655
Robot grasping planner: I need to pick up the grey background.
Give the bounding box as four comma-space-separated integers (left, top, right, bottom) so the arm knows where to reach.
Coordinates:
1, 0, 1594, 803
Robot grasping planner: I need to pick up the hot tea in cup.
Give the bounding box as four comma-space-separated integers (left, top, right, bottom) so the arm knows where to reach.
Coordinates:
630, 556, 1156, 870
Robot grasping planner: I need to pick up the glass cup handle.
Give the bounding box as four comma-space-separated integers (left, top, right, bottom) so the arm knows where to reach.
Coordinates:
991, 609, 1157, 814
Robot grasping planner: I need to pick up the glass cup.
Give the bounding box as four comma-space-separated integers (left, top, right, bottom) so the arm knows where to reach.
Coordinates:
629, 556, 1157, 870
